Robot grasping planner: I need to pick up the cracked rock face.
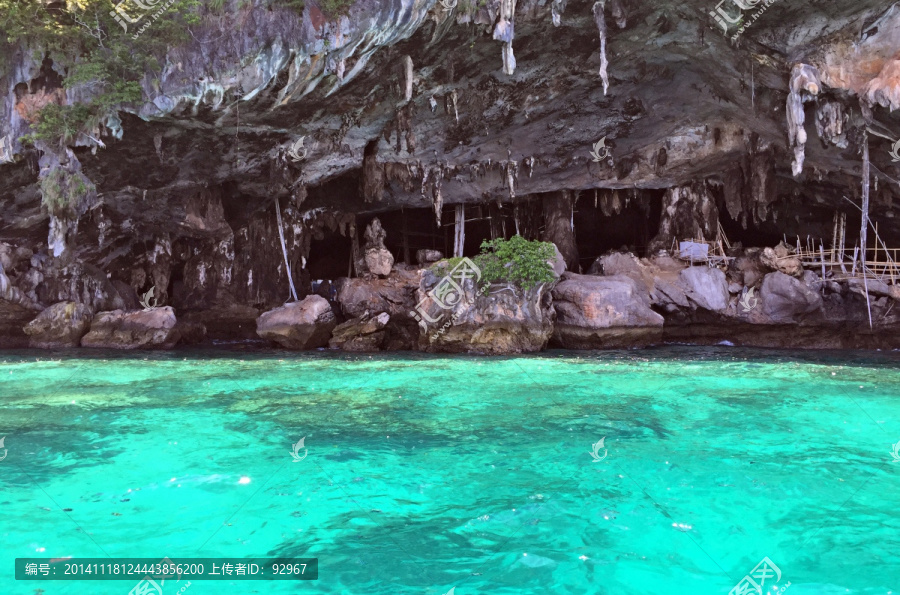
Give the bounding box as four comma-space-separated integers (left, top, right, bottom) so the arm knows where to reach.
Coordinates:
0, 0, 899, 349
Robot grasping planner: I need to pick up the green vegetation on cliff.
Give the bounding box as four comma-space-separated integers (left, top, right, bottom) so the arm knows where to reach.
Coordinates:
1, 0, 354, 147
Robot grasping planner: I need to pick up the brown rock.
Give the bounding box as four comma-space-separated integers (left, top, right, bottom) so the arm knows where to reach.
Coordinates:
329, 312, 390, 351
81, 307, 181, 349
24, 301, 93, 348
256, 295, 336, 349
552, 273, 663, 348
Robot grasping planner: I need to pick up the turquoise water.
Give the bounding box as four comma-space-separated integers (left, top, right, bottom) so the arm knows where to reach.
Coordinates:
1, 346, 899, 595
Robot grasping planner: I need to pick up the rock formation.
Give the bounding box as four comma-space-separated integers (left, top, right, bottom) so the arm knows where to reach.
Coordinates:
256, 295, 337, 350
0, 0, 898, 352
24, 301, 93, 348
81, 307, 181, 349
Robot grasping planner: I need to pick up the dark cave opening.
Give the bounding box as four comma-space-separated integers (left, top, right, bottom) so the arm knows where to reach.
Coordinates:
574, 189, 663, 264
307, 228, 352, 281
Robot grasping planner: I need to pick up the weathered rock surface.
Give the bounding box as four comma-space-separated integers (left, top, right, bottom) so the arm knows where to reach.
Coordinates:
552, 273, 664, 348
680, 266, 730, 311
761, 244, 803, 277
81, 307, 181, 349
760, 272, 824, 322
256, 296, 336, 349
416, 249, 443, 266
364, 248, 394, 277
416, 273, 555, 354
329, 312, 390, 352
24, 301, 93, 348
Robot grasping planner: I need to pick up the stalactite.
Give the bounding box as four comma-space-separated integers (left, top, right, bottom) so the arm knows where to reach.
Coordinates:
403, 55, 413, 103
0, 262, 42, 311
786, 63, 821, 177
505, 159, 518, 200
551, 0, 567, 26
433, 174, 444, 227
450, 90, 459, 123
609, 0, 626, 28
592, 1, 609, 95
815, 101, 849, 148
493, 0, 518, 75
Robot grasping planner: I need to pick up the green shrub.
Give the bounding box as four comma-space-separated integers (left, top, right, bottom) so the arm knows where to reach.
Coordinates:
430, 236, 557, 292
474, 236, 557, 289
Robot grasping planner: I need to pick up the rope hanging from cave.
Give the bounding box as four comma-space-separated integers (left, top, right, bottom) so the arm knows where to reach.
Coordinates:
275, 197, 299, 302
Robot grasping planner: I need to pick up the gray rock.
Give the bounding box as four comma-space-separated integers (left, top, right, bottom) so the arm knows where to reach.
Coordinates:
761, 244, 803, 277
760, 271, 823, 322
24, 301, 93, 348
416, 275, 554, 354
256, 296, 336, 349
82, 306, 181, 349
652, 278, 691, 309
847, 277, 892, 298
416, 249, 443, 266
552, 273, 664, 348
548, 243, 567, 277
329, 312, 390, 351
364, 248, 394, 277
680, 266, 729, 311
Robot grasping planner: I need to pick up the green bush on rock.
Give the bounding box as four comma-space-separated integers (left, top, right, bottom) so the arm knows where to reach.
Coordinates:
430, 236, 557, 292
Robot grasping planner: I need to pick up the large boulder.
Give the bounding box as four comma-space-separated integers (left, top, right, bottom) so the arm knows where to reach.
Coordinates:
24, 301, 93, 348
256, 295, 336, 349
415, 271, 555, 354
680, 266, 729, 311
335, 267, 423, 350
329, 312, 390, 352
81, 306, 181, 349
760, 271, 824, 322
552, 273, 664, 348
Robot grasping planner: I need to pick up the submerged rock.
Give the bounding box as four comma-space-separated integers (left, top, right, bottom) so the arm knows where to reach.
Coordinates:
24, 301, 93, 348
256, 295, 336, 350
329, 312, 390, 352
81, 307, 181, 349
552, 273, 664, 348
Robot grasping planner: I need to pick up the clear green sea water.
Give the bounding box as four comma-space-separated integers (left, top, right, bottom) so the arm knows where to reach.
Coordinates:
1, 346, 899, 595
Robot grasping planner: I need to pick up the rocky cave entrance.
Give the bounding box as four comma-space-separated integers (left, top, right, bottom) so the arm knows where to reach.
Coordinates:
307, 226, 352, 281
574, 188, 664, 265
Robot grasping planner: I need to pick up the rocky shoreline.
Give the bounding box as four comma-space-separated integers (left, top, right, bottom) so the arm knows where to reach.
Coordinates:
4, 240, 898, 353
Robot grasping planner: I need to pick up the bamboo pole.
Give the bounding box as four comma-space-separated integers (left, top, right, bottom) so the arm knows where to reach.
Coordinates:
861, 132, 873, 329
